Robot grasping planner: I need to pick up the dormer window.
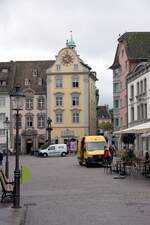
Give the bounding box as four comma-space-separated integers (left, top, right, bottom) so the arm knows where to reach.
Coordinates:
73, 64, 78, 71
38, 78, 43, 86
0, 80, 6, 86
1, 68, 8, 73
33, 69, 38, 76
25, 78, 31, 86
56, 64, 61, 71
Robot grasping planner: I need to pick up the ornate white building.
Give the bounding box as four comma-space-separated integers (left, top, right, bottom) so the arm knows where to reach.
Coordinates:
127, 62, 150, 156
0, 62, 15, 152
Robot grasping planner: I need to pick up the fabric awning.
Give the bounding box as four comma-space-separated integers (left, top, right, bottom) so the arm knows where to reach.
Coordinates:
141, 132, 150, 137
114, 121, 150, 135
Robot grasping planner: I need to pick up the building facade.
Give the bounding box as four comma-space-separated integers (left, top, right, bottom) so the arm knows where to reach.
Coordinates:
110, 32, 150, 132
11, 60, 54, 154
96, 105, 112, 130
47, 39, 97, 144
127, 62, 150, 156
0, 37, 98, 154
112, 67, 120, 131
0, 62, 15, 152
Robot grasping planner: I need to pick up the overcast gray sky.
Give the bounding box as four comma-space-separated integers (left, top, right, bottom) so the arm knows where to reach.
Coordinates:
0, 0, 150, 107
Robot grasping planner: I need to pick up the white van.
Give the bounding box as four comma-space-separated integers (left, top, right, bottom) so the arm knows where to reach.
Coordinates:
38, 144, 68, 157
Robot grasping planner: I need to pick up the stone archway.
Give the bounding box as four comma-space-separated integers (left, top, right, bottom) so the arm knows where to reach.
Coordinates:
21, 129, 38, 154
26, 139, 33, 154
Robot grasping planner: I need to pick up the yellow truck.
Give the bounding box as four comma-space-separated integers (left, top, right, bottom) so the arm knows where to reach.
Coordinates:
77, 135, 106, 167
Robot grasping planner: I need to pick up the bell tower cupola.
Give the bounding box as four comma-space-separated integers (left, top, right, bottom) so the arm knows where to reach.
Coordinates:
66, 31, 76, 49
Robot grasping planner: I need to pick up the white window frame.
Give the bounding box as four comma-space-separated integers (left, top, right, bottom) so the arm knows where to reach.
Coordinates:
38, 78, 43, 86
0, 113, 5, 122
72, 111, 80, 123
0, 97, 5, 106
37, 115, 45, 128
0, 80, 6, 86
130, 107, 134, 121
26, 115, 33, 128
38, 97, 45, 109
33, 69, 38, 76
26, 97, 33, 110
72, 95, 79, 106
56, 111, 63, 123
56, 64, 61, 71
72, 76, 79, 88
0, 129, 5, 136
73, 64, 78, 71
56, 95, 63, 107
1, 68, 8, 73
56, 76, 63, 88
25, 78, 31, 86
144, 78, 147, 94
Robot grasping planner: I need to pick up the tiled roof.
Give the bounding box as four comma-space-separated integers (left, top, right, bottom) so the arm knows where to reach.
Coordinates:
119, 32, 150, 60
110, 32, 150, 69
97, 105, 111, 119
14, 60, 55, 94
0, 61, 16, 93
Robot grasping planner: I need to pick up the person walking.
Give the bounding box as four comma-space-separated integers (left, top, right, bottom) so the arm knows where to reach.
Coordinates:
104, 146, 111, 165
0, 151, 3, 166
109, 146, 114, 163
145, 151, 150, 163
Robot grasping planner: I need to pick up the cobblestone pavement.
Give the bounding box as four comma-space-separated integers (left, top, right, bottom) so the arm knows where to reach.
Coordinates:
2, 155, 150, 225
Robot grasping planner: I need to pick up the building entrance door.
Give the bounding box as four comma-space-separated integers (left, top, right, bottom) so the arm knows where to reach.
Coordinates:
26, 139, 33, 154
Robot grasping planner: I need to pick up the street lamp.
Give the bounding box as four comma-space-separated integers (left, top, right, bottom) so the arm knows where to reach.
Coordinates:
11, 86, 25, 208
3, 117, 10, 179
46, 117, 53, 144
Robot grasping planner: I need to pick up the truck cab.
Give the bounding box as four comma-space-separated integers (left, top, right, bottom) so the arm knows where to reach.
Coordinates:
77, 136, 106, 167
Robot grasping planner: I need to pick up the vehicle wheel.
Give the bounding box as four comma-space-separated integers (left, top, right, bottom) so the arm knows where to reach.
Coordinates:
85, 160, 90, 168
61, 152, 66, 157
79, 161, 83, 166
43, 153, 48, 157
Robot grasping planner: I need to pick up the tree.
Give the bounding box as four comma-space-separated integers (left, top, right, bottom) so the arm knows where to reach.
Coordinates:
98, 121, 113, 132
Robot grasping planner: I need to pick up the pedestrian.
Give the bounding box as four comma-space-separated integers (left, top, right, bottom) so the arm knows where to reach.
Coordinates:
112, 144, 117, 156
145, 151, 150, 163
128, 146, 135, 160
109, 145, 114, 163
104, 146, 111, 165
0, 151, 3, 166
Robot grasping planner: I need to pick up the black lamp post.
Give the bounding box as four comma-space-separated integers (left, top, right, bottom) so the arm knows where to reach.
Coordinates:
11, 86, 25, 208
46, 117, 53, 144
3, 117, 10, 179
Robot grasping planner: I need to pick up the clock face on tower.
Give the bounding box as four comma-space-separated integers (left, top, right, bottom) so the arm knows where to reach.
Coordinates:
61, 51, 74, 66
